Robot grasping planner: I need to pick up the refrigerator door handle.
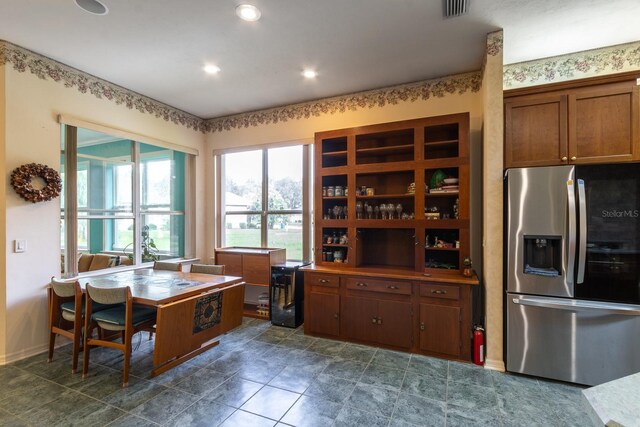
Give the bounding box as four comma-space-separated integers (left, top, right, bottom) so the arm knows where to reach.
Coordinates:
566, 180, 576, 287
576, 179, 587, 284
512, 296, 640, 315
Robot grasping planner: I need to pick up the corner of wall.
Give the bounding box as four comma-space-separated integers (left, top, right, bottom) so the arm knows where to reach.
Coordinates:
481, 30, 504, 369
0, 60, 7, 361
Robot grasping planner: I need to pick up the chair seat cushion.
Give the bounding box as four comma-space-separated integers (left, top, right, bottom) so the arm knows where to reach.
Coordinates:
91, 304, 157, 327
60, 299, 112, 315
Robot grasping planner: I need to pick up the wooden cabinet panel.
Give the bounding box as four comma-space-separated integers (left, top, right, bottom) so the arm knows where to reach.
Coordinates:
569, 84, 639, 164
419, 303, 461, 357
306, 292, 340, 337
242, 254, 271, 285
378, 299, 412, 349
344, 277, 411, 295
505, 94, 568, 168
215, 253, 242, 277
341, 296, 378, 343
419, 283, 460, 300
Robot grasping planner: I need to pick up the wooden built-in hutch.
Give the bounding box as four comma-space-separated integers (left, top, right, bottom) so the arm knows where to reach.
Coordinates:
303, 113, 479, 361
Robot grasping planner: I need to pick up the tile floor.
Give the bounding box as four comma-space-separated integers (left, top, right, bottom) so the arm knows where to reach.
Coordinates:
0, 318, 593, 426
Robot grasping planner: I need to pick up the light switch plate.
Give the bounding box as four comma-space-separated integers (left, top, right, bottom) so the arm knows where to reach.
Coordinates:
14, 239, 26, 253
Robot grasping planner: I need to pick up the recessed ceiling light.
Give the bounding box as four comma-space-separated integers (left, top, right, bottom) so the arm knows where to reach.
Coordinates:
204, 64, 221, 75
236, 4, 261, 22
74, 0, 108, 15
302, 69, 318, 79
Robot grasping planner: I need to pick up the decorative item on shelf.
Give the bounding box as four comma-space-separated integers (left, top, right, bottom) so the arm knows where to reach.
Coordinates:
407, 182, 428, 194
463, 257, 473, 277
334, 250, 344, 263
366, 204, 373, 219
322, 186, 327, 196
366, 187, 375, 196
360, 186, 367, 196
425, 206, 440, 220
335, 186, 344, 196
327, 186, 335, 197
425, 234, 430, 247
326, 234, 333, 244
429, 169, 447, 190
454, 198, 460, 219
455, 240, 460, 248
339, 234, 349, 245
344, 187, 348, 196
257, 293, 269, 317
10, 163, 62, 203
356, 201, 363, 219
374, 205, 380, 219
396, 204, 403, 219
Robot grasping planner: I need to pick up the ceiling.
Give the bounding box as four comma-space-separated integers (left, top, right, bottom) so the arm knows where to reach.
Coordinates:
1, 1, 640, 119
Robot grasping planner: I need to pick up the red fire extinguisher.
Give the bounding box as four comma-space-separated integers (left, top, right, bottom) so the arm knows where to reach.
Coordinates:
473, 326, 485, 366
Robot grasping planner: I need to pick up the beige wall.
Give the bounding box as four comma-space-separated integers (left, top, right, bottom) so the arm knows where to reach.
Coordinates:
0, 63, 6, 359
0, 68, 206, 363
482, 32, 505, 371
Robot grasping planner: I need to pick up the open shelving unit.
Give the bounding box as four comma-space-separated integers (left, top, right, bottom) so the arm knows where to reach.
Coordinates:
313, 113, 471, 275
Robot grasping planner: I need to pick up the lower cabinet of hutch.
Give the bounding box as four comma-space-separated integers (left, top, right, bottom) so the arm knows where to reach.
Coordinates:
303, 270, 475, 361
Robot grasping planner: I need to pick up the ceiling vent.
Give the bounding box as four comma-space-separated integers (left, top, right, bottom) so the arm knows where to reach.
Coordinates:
443, 0, 469, 18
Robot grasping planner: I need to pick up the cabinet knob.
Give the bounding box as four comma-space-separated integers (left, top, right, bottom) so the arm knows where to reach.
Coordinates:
561, 156, 568, 161
319, 279, 329, 283
334, 313, 339, 319
356, 282, 367, 287
571, 156, 577, 161
420, 322, 425, 331
431, 289, 447, 294
377, 318, 383, 325
387, 285, 400, 290
372, 317, 377, 324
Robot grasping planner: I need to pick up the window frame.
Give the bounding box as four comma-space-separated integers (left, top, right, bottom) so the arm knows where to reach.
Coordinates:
215, 141, 312, 261
61, 121, 195, 276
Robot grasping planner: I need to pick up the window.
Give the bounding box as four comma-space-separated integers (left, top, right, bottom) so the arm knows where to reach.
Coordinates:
61, 124, 193, 275
219, 144, 310, 261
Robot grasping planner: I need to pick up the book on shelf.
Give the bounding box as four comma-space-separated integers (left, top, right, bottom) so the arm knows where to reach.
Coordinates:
430, 188, 459, 194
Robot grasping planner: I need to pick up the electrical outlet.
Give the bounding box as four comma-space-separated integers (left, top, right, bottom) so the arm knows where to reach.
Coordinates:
14, 239, 27, 253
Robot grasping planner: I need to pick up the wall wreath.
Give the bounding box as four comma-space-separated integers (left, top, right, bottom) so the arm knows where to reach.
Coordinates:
10, 163, 62, 203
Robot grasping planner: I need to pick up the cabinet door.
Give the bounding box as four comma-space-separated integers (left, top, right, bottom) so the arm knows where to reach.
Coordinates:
505, 94, 568, 168
242, 254, 271, 285
306, 292, 340, 337
341, 296, 378, 343
419, 303, 461, 357
569, 84, 640, 164
216, 253, 242, 277
377, 300, 412, 349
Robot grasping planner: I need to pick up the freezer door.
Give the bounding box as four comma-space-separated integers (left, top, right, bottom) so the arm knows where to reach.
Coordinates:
506, 166, 576, 297
507, 293, 640, 385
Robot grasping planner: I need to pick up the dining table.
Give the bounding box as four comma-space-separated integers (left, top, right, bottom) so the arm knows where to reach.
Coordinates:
82, 268, 245, 377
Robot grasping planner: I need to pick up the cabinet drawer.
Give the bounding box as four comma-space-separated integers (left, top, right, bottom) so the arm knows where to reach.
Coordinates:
305, 273, 339, 289
345, 277, 411, 295
420, 284, 460, 300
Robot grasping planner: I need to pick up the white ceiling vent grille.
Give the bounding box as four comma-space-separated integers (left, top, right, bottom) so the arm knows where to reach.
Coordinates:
444, 0, 469, 18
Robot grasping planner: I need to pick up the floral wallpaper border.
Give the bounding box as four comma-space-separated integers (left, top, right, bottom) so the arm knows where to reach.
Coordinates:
0, 40, 206, 132
205, 71, 481, 133
486, 31, 503, 57
504, 41, 640, 89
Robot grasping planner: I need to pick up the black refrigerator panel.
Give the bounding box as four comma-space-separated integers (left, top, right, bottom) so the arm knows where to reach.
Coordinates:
575, 164, 640, 305
270, 262, 310, 328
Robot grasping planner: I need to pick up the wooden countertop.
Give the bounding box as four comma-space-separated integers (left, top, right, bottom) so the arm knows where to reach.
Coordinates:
215, 247, 284, 255
300, 264, 479, 285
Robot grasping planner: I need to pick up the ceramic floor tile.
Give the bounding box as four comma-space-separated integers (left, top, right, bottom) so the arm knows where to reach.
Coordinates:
333, 406, 390, 427
303, 373, 356, 403
19, 389, 95, 425
448, 361, 495, 388
446, 403, 504, 427
407, 354, 448, 378
130, 387, 197, 424
322, 358, 367, 381
307, 339, 345, 357
391, 393, 446, 426
280, 395, 342, 427
107, 414, 159, 427
447, 381, 500, 410
268, 366, 317, 393
167, 399, 235, 426
345, 384, 398, 418
240, 385, 301, 420
371, 348, 411, 370
0, 369, 44, 401
359, 363, 406, 391
337, 343, 376, 364
102, 378, 167, 411
278, 335, 316, 350
147, 361, 202, 386
0, 379, 68, 415
60, 401, 126, 426
235, 356, 286, 384
220, 409, 277, 427
204, 376, 264, 408
401, 371, 447, 402
173, 367, 233, 396
0, 409, 29, 427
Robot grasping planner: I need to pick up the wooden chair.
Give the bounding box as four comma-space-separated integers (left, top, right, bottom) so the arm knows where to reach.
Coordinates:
153, 261, 182, 271
48, 277, 83, 373
190, 264, 225, 275
82, 284, 156, 387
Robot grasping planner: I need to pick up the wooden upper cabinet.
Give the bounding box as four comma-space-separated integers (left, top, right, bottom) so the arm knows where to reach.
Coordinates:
569, 83, 640, 164
504, 93, 568, 168
505, 75, 640, 168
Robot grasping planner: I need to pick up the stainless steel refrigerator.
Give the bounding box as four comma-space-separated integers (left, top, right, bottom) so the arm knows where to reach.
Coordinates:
506, 164, 640, 386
